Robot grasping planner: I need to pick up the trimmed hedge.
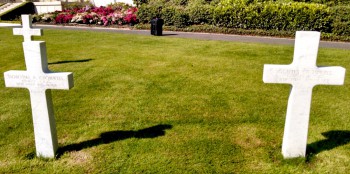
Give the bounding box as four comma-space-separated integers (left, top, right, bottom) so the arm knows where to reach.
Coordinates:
162, 6, 176, 25
213, 0, 332, 32
135, 23, 350, 41
137, 0, 163, 23
294, 0, 350, 6
187, 0, 214, 24
137, 0, 350, 36
173, 7, 189, 27
331, 6, 350, 36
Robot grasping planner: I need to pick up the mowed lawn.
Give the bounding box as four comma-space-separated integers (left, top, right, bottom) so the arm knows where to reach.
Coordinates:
0, 27, 349, 173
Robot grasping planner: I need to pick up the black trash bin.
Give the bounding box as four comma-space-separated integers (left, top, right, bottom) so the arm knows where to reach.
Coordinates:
151, 18, 156, 35
151, 18, 164, 36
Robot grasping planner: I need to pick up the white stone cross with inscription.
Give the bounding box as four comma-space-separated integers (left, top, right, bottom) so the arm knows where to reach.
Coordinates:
13, 15, 42, 42
263, 31, 346, 158
3, 15, 74, 158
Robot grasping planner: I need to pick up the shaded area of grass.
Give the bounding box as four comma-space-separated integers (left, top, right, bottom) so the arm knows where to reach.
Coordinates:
56, 124, 172, 158
0, 27, 349, 173
307, 130, 350, 160
48, 58, 93, 65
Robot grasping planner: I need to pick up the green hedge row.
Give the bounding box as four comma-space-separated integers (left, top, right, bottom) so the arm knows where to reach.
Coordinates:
294, 0, 350, 6
135, 23, 350, 41
331, 5, 350, 35
213, 1, 332, 32
137, 0, 350, 36
137, 0, 215, 27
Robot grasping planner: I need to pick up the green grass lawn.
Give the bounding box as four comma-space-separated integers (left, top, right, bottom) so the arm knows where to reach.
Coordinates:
0, 27, 349, 173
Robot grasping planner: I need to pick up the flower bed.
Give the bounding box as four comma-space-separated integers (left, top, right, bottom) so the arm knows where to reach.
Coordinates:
34, 4, 138, 26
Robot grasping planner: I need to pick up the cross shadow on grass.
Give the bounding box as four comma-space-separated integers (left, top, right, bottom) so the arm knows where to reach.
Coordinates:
55, 124, 172, 159
306, 130, 350, 161
48, 58, 93, 65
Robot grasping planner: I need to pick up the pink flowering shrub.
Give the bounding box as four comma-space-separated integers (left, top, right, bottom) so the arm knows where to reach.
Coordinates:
123, 7, 138, 24
83, 14, 94, 23
55, 13, 74, 24
91, 7, 115, 16
40, 4, 138, 26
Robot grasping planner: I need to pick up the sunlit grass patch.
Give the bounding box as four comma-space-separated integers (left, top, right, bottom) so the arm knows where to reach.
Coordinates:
0, 28, 349, 173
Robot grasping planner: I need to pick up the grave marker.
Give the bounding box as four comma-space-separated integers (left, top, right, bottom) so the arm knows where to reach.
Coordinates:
263, 31, 346, 158
13, 15, 42, 42
4, 15, 74, 158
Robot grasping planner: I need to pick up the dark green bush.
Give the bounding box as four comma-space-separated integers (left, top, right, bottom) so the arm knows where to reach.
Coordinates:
136, 0, 165, 23
263, 2, 331, 31
209, 0, 221, 5
213, 1, 332, 32
162, 6, 176, 25
137, 0, 350, 36
331, 6, 350, 35
137, 4, 162, 23
136, 4, 151, 23
293, 0, 350, 6
134, 0, 150, 6
187, 0, 214, 24
173, 8, 190, 27
212, 0, 247, 28
169, 0, 189, 6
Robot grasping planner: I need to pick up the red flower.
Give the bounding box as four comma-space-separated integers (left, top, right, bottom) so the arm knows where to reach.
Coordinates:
55, 13, 73, 24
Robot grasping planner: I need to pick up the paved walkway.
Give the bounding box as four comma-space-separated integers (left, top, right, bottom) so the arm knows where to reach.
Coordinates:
16, 24, 350, 50
0, 23, 20, 27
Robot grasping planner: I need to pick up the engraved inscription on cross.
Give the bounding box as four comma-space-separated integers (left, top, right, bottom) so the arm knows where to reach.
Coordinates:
13, 15, 42, 42
263, 31, 346, 158
3, 15, 74, 158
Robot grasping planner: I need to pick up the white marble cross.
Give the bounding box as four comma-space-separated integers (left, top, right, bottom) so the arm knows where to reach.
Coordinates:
13, 15, 42, 42
263, 31, 346, 158
4, 15, 74, 158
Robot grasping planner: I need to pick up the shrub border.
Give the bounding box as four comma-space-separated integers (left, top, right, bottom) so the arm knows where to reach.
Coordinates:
134, 23, 350, 42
